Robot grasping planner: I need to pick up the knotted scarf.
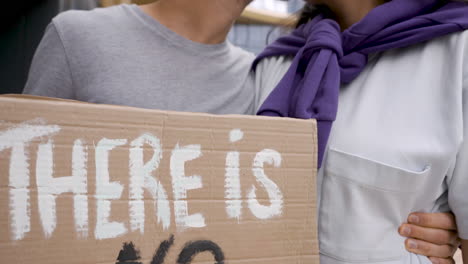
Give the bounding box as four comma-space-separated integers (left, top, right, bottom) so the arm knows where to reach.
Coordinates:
253, 0, 468, 167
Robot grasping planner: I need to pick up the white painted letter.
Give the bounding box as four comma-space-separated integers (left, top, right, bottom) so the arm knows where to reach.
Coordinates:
0, 120, 60, 240
36, 139, 88, 239
129, 133, 170, 233
72, 140, 88, 237
95, 138, 127, 240
248, 149, 283, 219
170, 144, 205, 230
225, 129, 243, 220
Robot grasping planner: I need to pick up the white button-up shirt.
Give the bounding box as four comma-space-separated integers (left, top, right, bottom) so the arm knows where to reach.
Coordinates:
251, 29, 468, 264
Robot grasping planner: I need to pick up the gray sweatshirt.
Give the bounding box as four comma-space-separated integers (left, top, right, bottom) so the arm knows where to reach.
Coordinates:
24, 4, 257, 115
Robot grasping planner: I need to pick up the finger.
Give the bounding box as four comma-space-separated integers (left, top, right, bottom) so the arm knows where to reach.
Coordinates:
405, 239, 458, 258
428, 257, 455, 264
408, 212, 457, 230
399, 224, 459, 246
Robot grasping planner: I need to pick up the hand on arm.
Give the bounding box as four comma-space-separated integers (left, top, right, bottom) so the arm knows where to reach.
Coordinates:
399, 212, 460, 264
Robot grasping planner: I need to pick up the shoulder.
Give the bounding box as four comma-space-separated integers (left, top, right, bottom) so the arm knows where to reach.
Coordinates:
443, 29, 468, 57
51, 4, 135, 41
425, 29, 468, 65
379, 29, 468, 92
53, 4, 132, 26
49, 4, 141, 58
441, 29, 468, 90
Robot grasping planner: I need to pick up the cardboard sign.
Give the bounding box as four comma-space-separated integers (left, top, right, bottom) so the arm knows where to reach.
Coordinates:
0, 95, 318, 264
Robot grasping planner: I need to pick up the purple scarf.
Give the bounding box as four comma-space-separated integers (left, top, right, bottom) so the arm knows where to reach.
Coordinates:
253, 0, 468, 167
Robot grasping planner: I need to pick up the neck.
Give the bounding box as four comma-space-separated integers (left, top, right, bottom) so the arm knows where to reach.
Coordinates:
325, 0, 386, 30
140, 0, 249, 44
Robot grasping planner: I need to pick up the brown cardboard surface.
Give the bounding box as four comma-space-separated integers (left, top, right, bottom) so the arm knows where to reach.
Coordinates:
0, 95, 318, 264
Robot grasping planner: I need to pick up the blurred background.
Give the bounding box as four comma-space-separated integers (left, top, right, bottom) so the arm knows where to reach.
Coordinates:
230, 0, 302, 54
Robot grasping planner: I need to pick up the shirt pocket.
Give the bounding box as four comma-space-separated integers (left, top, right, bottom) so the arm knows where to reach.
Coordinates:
319, 148, 431, 262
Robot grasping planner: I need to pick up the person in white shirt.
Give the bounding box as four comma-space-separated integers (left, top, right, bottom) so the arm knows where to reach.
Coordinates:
252, 0, 468, 264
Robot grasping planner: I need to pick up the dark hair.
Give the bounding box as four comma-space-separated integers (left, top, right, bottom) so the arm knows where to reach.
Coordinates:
295, 0, 468, 28
296, 4, 335, 28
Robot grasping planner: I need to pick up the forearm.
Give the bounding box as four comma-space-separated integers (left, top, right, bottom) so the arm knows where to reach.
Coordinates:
463, 240, 468, 264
